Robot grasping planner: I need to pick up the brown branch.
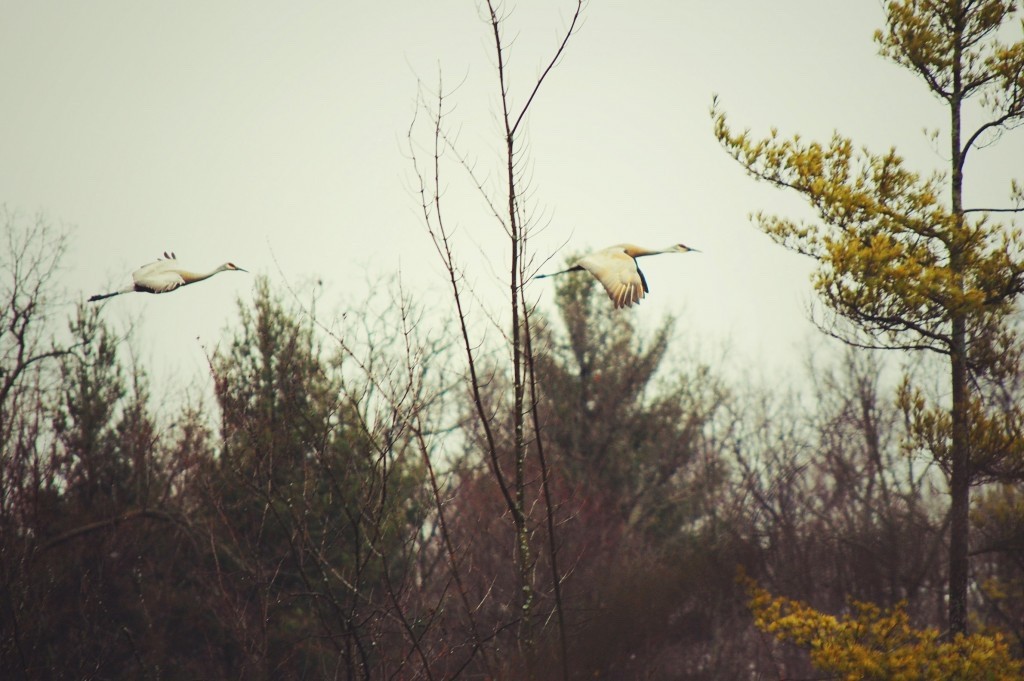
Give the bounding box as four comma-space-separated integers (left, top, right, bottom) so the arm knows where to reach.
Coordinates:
35, 508, 189, 556
509, 1, 585, 137
522, 299, 570, 681
411, 73, 519, 522
963, 206, 1024, 214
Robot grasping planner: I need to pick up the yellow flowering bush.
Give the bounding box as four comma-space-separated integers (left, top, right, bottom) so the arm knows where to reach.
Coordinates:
748, 583, 1022, 680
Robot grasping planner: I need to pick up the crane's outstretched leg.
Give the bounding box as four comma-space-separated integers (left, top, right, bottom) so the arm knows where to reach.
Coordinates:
535, 264, 584, 279
87, 290, 126, 302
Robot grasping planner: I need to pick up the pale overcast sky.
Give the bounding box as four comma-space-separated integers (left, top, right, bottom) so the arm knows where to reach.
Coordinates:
2, 2, 1021, 395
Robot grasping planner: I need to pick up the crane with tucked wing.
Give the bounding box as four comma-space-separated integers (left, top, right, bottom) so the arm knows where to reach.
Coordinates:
88, 251, 247, 302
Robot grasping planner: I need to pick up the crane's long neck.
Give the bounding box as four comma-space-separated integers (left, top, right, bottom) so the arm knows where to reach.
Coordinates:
627, 246, 670, 258
180, 265, 227, 284
636, 245, 691, 258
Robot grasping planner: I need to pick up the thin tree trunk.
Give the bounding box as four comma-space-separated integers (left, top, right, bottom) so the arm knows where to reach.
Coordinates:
948, 321, 970, 635
947, 17, 969, 634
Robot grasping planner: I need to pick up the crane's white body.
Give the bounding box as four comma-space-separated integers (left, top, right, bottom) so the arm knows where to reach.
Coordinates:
131, 257, 189, 293
537, 243, 698, 309
88, 252, 247, 302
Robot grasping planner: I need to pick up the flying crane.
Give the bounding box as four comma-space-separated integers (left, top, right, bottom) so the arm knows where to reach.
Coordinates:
88, 252, 247, 302
535, 243, 699, 309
